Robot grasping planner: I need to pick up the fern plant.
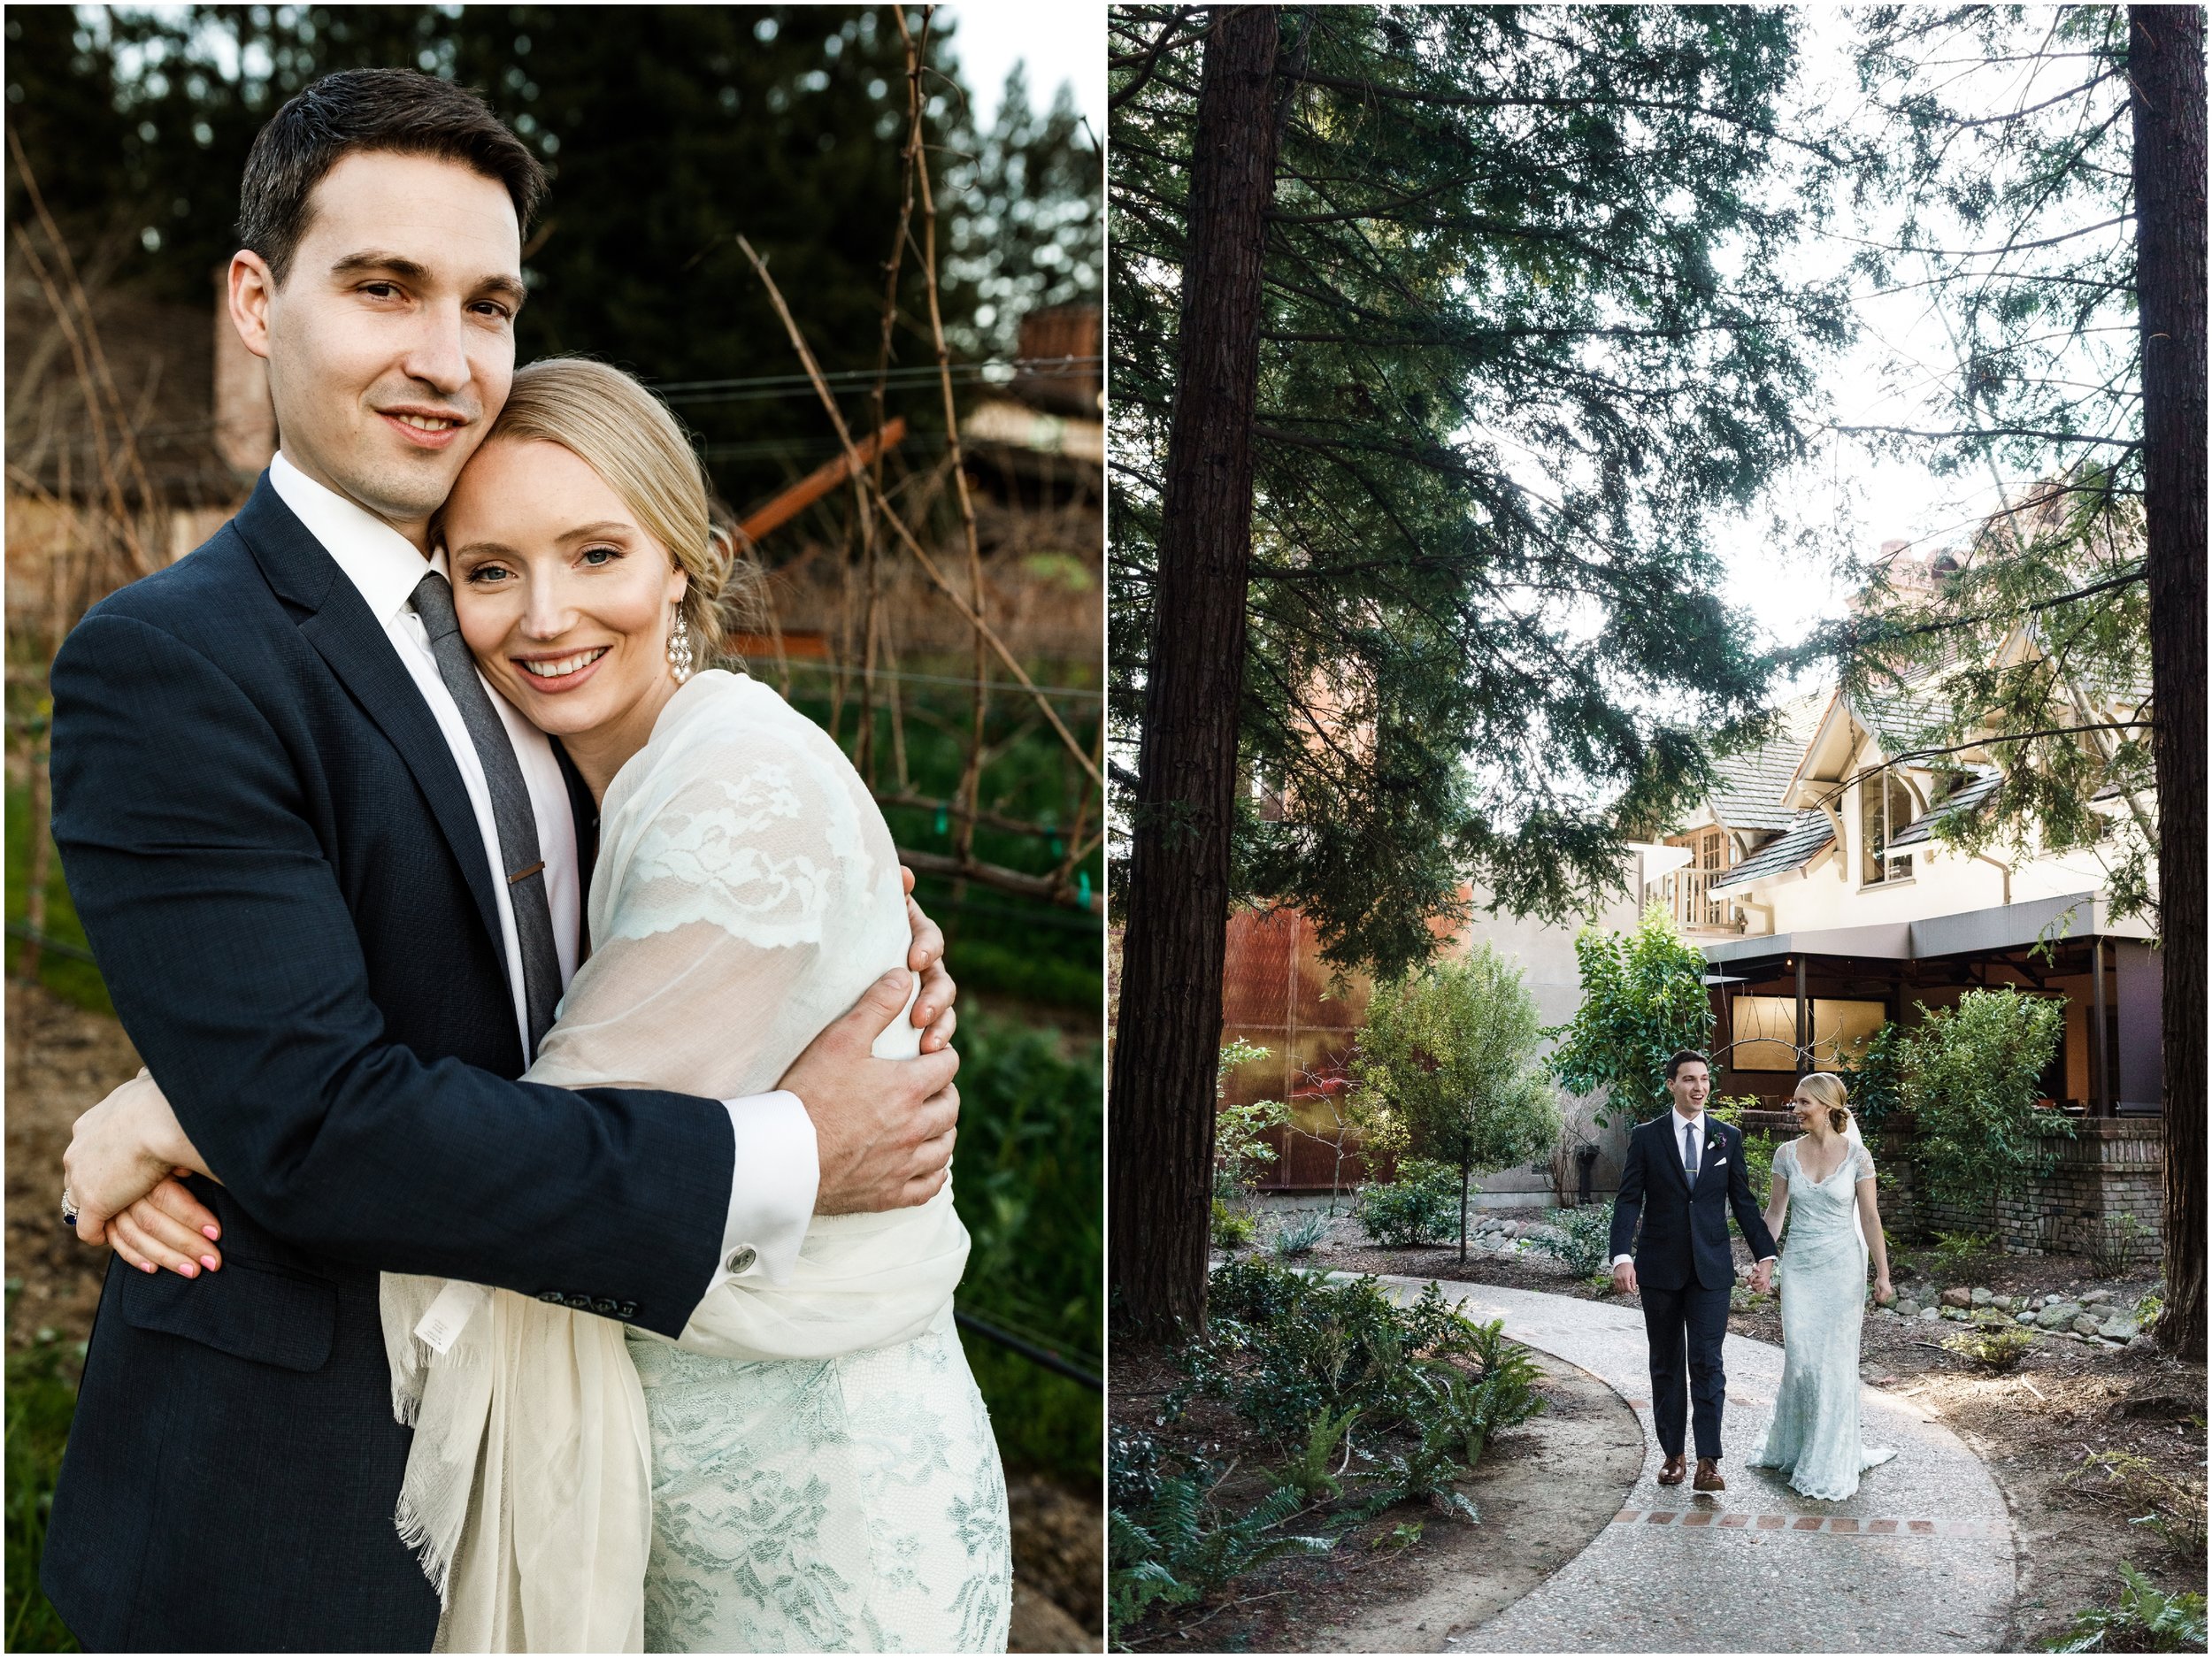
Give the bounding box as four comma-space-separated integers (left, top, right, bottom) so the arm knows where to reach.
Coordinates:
1108, 1474, 1334, 1641
2048, 1562, 2208, 1652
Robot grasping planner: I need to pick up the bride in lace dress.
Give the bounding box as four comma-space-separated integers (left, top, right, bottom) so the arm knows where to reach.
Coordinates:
1750, 1071, 1898, 1502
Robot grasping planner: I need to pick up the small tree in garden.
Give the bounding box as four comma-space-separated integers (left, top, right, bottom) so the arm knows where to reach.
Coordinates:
1215, 1039, 1289, 1200
1352, 945, 1561, 1262
1901, 988, 2070, 1245
1546, 906, 1716, 1127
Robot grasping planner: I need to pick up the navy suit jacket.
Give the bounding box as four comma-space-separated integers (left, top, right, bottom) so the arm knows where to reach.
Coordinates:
1607, 1113, 1778, 1293
41, 476, 736, 1652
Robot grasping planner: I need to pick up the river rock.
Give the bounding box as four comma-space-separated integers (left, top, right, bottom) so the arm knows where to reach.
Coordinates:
1895, 1299, 1921, 1317
1919, 1306, 1942, 1322
2072, 1314, 2104, 1337
2082, 1289, 2112, 1306
1970, 1287, 1993, 1305
2098, 1316, 2139, 1341
2037, 1301, 2084, 1330
1940, 1287, 1974, 1309
2016, 1310, 2038, 1325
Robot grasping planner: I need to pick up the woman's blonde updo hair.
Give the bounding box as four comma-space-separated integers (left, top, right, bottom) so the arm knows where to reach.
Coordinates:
1797, 1071, 1853, 1135
474, 357, 757, 660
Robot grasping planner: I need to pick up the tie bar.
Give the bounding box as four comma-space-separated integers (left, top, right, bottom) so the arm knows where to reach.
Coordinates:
508, 861, 545, 886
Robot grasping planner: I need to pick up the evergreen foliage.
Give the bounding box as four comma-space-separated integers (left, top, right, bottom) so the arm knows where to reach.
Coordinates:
1544, 905, 1716, 1125
1110, 5, 1849, 979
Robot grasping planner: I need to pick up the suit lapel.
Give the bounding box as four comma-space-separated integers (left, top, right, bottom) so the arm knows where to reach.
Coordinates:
233, 477, 505, 958
1659, 1117, 1695, 1196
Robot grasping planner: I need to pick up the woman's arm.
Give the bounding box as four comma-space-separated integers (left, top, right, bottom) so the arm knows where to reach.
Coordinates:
1763, 1171, 1790, 1250
1857, 1176, 1893, 1303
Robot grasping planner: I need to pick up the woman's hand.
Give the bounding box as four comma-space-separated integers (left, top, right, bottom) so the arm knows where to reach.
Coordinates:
109, 1177, 225, 1278
65, 1068, 215, 1247
1873, 1273, 1894, 1306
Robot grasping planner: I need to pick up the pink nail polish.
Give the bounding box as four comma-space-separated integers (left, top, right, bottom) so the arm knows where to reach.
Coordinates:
202, 1225, 220, 1240
200, 1255, 219, 1270
180, 1263, 197, 1278
140, 1261, 157, 1273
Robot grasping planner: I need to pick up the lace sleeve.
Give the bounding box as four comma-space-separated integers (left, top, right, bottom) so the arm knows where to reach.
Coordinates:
528, 678, 911, 1101
1773, 1139, 1795, 1182
1853, 1141, 1877, 1182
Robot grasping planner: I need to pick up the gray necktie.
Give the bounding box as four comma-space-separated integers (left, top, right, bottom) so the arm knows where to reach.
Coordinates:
1684, 1121, 1700, 1180
410, 570, 562, 1055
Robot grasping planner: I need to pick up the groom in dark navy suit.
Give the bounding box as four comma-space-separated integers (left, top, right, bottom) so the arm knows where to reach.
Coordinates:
1608, 1050, 1777, 1493
43, 70, 965, 1653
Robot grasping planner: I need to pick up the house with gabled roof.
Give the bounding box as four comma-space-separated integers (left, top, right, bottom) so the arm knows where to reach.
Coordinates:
1638, 545, 2162, 1256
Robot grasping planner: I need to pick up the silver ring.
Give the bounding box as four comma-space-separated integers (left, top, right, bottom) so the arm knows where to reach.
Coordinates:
61, 1185, 80, 1224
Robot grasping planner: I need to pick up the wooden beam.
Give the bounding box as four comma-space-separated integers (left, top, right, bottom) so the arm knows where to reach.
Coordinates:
736, 416, 908, 545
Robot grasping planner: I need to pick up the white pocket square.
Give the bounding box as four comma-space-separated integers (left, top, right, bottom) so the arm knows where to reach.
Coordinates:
1710, 1157, 1728, 1167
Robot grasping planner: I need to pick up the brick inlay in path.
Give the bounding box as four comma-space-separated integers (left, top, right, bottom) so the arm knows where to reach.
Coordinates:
1367, 1276, 2016, 1654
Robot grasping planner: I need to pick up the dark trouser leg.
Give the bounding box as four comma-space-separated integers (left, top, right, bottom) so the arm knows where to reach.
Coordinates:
1683, 1281, 1730, 1461
1640, 1282, 1689, 1457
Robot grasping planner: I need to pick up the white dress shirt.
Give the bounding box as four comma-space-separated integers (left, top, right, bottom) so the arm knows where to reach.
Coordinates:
269, 452, 815, 1290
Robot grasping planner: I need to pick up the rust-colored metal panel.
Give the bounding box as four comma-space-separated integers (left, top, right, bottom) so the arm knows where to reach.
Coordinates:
1221, 907, 1300, 1028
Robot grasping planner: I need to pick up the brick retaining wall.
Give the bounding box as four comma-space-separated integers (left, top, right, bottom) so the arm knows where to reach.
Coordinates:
1735, 1110, 2163, 1265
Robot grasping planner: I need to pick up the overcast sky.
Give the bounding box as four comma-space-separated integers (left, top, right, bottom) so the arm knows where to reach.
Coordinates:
941, 3, 1103, 134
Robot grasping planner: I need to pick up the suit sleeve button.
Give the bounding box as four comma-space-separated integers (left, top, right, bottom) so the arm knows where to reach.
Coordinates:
725, 1245, 758, 1276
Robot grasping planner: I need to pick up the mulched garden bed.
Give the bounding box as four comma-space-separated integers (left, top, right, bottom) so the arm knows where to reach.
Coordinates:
1278, 1205, 2206, 1652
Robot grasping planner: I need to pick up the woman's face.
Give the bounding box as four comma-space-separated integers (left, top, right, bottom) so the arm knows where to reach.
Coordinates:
1785, 1089, 1824, 1131
442, 436, 689, 747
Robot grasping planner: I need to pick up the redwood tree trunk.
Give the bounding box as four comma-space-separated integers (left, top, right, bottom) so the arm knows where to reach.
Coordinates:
1109, 5, 1282, 1335
2131, 4, 2206, 1362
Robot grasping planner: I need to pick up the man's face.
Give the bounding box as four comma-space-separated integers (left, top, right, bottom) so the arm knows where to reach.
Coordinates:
1669, 1061, 1711, 1116
234, 150, 524, 544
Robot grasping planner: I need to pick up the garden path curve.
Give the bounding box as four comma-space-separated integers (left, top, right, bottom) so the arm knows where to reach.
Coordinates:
1370, 1275, 2016, 1654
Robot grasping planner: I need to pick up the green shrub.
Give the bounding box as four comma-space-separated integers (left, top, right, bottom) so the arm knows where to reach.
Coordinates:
1902, 988, 2070, 1239
1211, 1199, 1256, 1249
1355, 1160, 1461, 1247
950, 1013, 1101, 1485
1530, 1206, 1616, 1278
1846, 1021, 1907, 1129
2048, 1562, 2208, 1652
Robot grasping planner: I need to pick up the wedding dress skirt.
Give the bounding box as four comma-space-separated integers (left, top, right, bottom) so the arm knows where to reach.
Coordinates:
382, 671, 1010, 1652
1750, 1137, 1897, 1501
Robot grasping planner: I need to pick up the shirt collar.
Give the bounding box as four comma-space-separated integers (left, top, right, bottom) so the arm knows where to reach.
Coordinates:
269, 450, 438, 626
1671, 1107, 1706, 1136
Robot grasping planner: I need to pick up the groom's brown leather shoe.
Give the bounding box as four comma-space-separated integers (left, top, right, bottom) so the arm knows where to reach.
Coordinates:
1694, 1458, 1725, 1492
1657, 1454, 1686, 1485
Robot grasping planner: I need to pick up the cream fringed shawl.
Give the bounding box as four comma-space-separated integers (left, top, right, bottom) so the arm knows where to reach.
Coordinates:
376, 670, 972, 1653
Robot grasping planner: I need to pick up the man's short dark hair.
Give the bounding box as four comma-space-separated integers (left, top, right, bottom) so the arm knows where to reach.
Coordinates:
1664, 1049, 1710, 1081
237, 68, 547, 285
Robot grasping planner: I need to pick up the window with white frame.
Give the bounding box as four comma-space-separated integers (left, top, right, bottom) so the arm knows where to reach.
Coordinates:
1860, 772, 1916, 884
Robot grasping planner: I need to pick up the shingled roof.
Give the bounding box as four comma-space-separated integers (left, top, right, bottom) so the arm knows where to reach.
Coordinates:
1714, 810, 1835, 887
1888, 768, 2002, 850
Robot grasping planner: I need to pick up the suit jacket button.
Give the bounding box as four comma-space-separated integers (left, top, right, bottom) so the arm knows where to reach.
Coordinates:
593, 1298, 618, 1314
538, 1290, 565, 1304
725, 1245, 758, 1276
618, 1301, 638, 1319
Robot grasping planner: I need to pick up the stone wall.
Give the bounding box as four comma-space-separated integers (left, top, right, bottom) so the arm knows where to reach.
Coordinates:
1736, 1109, 2163, 1265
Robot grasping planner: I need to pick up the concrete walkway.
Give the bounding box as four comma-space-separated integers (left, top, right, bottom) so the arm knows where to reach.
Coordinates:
1371, 1275, 2016, 1654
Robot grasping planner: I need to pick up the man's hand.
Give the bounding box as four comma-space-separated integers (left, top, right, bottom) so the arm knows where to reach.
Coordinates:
1750, 1259, 1776, 1295
778, 969, 960, 1215
1610, 1259, 1638, 1296
65, 1070, 207, 1247
901, 867, 957, 1054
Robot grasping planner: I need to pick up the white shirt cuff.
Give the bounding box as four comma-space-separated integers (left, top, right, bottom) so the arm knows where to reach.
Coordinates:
702, 1090, 817, 1296
1610, 1253, 1632, 1267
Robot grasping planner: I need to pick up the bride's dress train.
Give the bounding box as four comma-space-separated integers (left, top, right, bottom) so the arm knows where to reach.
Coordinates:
1751, 1137, 1896, 1502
